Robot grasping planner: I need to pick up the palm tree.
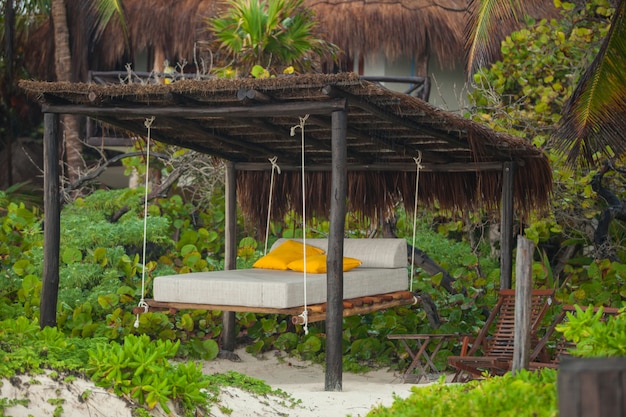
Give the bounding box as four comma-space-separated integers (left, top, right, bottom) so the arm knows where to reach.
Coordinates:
1, 0, 50, 188
50, 0, 81, 183
208, 0, 338, 76
50, 0, 126, 183
466, 0, 626, 166
553, 0, 626, 166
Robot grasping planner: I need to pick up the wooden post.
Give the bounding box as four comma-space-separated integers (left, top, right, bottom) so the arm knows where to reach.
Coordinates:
40, 113, 60, 328
512, 235, 533, 373
500, 161, 515, 289
222, 161, 237, 352
325, 109, 348, 392
559, 357, 626, 417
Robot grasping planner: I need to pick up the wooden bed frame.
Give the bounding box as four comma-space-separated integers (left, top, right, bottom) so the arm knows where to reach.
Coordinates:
134, 290, 416, 324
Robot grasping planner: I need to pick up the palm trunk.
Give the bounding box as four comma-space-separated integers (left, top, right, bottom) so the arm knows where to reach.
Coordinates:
51, 0, 83, 183
3, 0, 15, 186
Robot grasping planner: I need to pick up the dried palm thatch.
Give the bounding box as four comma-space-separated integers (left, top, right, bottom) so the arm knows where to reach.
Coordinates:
21, 73, 552, 226
92, 0, 220, 70
24, 0, 219, 80
306, 0, 466, 68
23, 0, 560, 82
236, 146, 552, 226
307, 0, 560, 70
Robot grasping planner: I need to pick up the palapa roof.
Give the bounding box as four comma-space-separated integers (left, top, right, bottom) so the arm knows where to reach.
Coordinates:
20, 73, 552, 223
24, 0, 560, 80
308, 0, 559, 68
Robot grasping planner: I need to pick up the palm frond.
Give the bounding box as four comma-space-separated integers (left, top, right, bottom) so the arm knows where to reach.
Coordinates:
92, 0, 127, 46
553, 0, 626, 167
465, 0, 526, 76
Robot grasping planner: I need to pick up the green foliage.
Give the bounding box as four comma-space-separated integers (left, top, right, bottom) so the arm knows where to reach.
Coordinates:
0, 397, 30, 416
208, 0, 338, 76
470, 2, 610, 140
206, 370, 292, 401
86, 334, 211, 415
557, 305, 626, 357
554, 258, 626, 306
469, 0, 612, 248
468, 0, 626, 305
366, 369, 558, 417
0, 316, 93, 378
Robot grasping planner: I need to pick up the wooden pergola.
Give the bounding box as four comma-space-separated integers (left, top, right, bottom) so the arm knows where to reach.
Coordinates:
21, 73, 552, 391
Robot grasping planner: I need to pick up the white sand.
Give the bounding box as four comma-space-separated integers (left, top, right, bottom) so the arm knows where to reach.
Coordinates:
0, 349, 446, 416
205, 349, 420, 417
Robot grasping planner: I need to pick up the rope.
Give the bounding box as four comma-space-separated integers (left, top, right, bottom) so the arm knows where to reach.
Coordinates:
134, 116, 155, 329
410, 151, 423, 293
291, 114, 310, 334
264, 157, 281, 255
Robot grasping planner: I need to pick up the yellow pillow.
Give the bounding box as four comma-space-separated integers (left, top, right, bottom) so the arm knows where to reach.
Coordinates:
287, 254, 362, 274
253, 240, 325, 270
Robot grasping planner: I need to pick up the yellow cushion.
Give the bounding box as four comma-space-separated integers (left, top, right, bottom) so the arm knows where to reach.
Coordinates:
287, 255, 362, 274
253, 240, 325, 270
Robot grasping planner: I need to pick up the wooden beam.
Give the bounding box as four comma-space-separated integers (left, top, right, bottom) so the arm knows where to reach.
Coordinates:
40, 113, 60, 328
138, 300, 302, 315
222, 161, 237, 352
305, 115, 377, 164
237, 88, 271, 103
234, 161, 507, 172
232, 117, 329, 166
42, 98, 348, 118
140, 291, 415, 320
159, 116, 281, 157
298, 295, 415, 323
325, 109, 348, 392
95, 115, 238, 161
500, 161, 515, 289
322, 85, 467, 151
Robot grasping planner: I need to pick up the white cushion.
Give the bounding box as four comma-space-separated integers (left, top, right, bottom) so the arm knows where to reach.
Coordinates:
270, 238, 407, 268
153, 267, 408, 309
153, 238, 409, 309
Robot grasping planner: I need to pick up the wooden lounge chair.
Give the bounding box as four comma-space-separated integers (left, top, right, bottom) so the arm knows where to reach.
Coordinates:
447, 289, 555, 381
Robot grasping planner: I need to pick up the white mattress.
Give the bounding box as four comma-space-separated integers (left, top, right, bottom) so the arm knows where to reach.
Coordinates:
152, 238, 409, 309
153, 267, 408, 309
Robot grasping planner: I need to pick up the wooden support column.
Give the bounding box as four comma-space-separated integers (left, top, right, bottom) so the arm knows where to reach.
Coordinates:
222, 161, 237, 352
40, 113, 60, 328
500, 161, 515, 289
512, 235, 533, 373
326, 109, 348, 392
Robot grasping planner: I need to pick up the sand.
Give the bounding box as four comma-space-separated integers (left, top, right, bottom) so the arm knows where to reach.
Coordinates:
0, 348, 446, 417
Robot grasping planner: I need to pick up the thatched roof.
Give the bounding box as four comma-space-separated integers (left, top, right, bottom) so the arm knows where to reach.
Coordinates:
305, 0, 466, 67
24, 0, 560, 81
20, 73, 551, 223
24, 0, 219, 80
306, 0, 561, 68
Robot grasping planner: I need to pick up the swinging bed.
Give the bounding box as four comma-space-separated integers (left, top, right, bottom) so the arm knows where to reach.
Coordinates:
149, 237, 415, 324
138, 114, 422, 328
23, 73, 552, 391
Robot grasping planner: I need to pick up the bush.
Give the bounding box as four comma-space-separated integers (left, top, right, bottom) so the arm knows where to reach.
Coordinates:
366, 369, 557, 417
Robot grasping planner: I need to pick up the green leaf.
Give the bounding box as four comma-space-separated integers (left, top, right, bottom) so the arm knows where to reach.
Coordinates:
12, 259, 31, 276
97, 294, 120, 310
62, 247, 83, 264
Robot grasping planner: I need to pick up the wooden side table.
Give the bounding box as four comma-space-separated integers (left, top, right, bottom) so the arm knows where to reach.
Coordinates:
388, 333, 463, 383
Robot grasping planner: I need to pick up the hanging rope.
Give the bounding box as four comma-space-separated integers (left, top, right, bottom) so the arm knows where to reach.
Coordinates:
410, 151, 423, 293
264, 156, 281, 255
291, 114, 310, 334
134, 116, 155, 329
